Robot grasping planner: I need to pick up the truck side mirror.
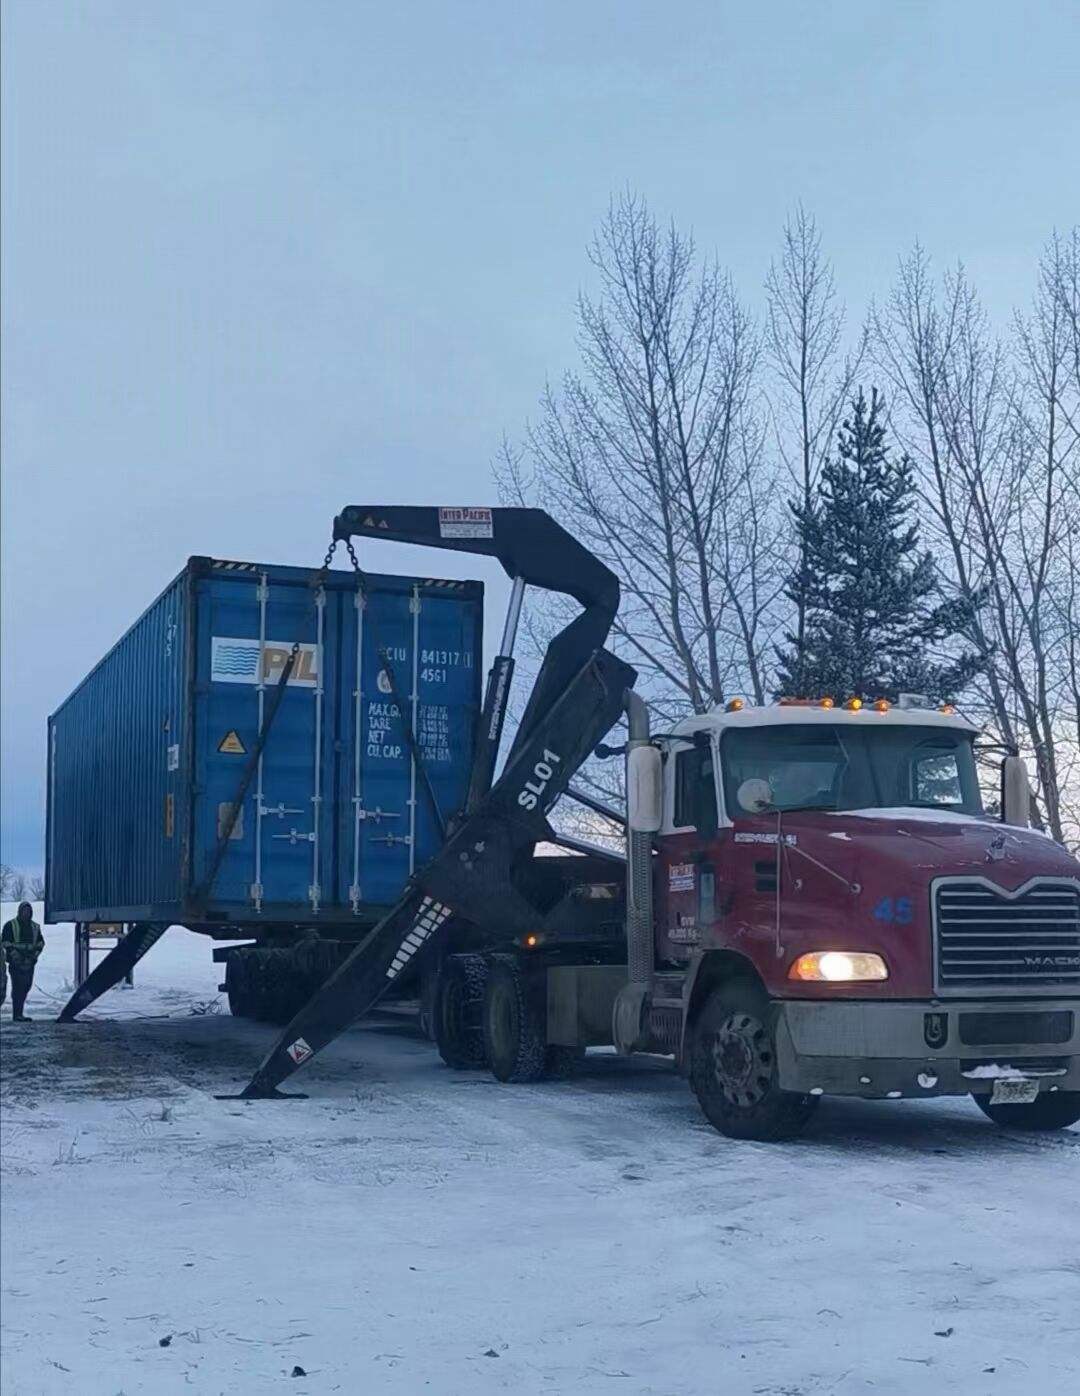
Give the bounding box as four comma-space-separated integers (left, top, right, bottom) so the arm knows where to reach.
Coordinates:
627, 745, 663, 833
1001, 754, 1031, 828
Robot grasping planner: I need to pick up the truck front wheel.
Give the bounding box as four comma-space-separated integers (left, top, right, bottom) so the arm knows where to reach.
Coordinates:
972, 1090, 1080, 1131
690, 981, 818, 1142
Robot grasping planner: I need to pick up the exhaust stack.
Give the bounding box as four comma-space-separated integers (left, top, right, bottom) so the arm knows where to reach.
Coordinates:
625, 690, 655, 985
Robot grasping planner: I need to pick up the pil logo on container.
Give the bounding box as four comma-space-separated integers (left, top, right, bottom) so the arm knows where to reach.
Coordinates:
211, 637, 319, 687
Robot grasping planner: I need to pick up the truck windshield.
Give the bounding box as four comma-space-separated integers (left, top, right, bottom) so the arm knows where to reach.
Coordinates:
721, 723, 984, 817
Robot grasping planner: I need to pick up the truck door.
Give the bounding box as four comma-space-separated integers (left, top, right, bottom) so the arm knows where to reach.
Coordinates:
657, 740, 722, 964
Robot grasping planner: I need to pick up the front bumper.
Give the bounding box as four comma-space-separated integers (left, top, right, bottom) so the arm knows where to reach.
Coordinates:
774, 996, 1080, 1098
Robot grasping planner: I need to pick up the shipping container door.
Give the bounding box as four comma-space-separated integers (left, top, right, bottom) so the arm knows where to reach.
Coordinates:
412, 592, 481, 866
193, 569, 337, 912
337, 582, 480, 909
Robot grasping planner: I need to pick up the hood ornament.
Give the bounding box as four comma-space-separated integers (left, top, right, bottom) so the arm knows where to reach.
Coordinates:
986, 832, 1007, 863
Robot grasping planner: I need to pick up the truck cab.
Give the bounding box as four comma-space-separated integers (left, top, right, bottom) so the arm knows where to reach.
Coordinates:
634, 698, 1080, 1139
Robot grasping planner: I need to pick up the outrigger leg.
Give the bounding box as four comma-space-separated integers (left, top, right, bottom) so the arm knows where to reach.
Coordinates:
57, 922, 169, 1022
235, 887, 446, 1099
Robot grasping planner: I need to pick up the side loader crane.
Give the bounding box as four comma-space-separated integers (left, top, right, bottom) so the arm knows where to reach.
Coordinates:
241, 506, 1080, 1139
238, 505, 636, 1096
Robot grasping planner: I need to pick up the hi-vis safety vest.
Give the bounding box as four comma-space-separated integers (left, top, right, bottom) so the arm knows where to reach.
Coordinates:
1, 919, 44, 967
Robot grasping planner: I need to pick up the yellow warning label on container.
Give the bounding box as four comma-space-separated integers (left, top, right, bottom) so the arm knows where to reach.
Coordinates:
218, 730, 246, 754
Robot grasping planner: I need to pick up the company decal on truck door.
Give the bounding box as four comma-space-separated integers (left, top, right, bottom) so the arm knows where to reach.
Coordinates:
668, 863, 695, 892
210, 637, 319, 687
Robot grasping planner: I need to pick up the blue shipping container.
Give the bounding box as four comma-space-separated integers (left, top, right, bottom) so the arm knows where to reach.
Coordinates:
46, 556, 484, 926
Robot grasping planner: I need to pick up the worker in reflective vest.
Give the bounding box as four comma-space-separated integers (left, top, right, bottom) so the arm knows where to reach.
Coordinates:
2, 903, 45, 1021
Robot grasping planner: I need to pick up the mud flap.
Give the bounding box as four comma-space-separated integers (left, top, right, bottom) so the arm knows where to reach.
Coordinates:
57, 922, 168, 1021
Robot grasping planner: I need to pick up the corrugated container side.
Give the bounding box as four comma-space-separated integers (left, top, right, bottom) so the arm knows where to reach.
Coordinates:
47, 572, 188, 920
46, 558, 485, 927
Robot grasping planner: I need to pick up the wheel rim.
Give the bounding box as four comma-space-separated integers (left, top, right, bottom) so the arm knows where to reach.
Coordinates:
710, 1011, 773, 1108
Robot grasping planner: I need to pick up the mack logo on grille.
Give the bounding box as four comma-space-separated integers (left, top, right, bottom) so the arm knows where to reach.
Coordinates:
934, 877, 1080, 994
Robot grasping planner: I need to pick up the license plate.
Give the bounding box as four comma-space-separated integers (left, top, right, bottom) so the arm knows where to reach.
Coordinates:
990, 1078, 1039, 1105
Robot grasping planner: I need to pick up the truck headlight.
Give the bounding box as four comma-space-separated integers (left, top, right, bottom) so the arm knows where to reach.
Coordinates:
788, 951, 889, 982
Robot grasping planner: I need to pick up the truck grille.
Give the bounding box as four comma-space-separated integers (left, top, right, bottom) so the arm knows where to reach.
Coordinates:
934, 878, 1080, 994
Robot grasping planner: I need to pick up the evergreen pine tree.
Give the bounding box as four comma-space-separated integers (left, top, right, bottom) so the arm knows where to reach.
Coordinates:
776, 389, 982, 702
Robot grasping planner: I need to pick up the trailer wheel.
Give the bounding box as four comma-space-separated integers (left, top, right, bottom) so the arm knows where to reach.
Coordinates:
483, 954, 551, 1083
972, 1090, 1080, 1131
690, 980, 817, 1141
434, 954, 489, 1069
225, 951, 252, 1018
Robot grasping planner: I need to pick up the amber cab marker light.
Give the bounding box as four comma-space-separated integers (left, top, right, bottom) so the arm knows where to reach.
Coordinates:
940, 703, 956, 715
874, 699, 891, 713
819, 697, 835, 709
524, 934, 539, 949
726, 697, 744, 712
789, 951, 889, 982
845, 697, 863, 711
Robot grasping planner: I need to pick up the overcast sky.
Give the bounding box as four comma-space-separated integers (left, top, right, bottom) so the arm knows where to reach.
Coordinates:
2, 0, 1078, 869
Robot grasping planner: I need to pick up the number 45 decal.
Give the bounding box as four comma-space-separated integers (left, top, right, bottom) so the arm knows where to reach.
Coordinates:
873, 896, 914, 925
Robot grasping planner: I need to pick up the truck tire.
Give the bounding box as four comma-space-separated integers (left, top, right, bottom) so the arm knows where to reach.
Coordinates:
483, 954, 548, 1083
434, 954, 489, 1069
689, 980, 818, 1142
972, 1090, 1080, 1131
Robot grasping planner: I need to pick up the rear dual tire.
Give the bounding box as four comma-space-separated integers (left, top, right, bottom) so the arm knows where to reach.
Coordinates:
483, 954, 583, 1083
433, 954, 489, 1069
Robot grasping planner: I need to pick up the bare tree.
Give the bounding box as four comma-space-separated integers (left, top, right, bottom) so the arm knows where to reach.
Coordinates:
498, 191, 783, 721
29, 875, 46, 901
873, 238, 1080, 845
5, 868, 29, 901
0, 865, 14, 900
764, 206, 866, 675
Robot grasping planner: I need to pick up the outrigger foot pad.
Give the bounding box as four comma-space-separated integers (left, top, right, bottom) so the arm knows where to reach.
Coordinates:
213, 1088, 308, 1100
214, 1085, 309, 1101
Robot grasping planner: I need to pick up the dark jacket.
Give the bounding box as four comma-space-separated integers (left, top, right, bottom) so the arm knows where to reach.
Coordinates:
1, 918, 45, 970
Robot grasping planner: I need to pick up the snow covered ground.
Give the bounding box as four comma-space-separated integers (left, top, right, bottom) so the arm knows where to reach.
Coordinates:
2, 908, 1078, 1395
